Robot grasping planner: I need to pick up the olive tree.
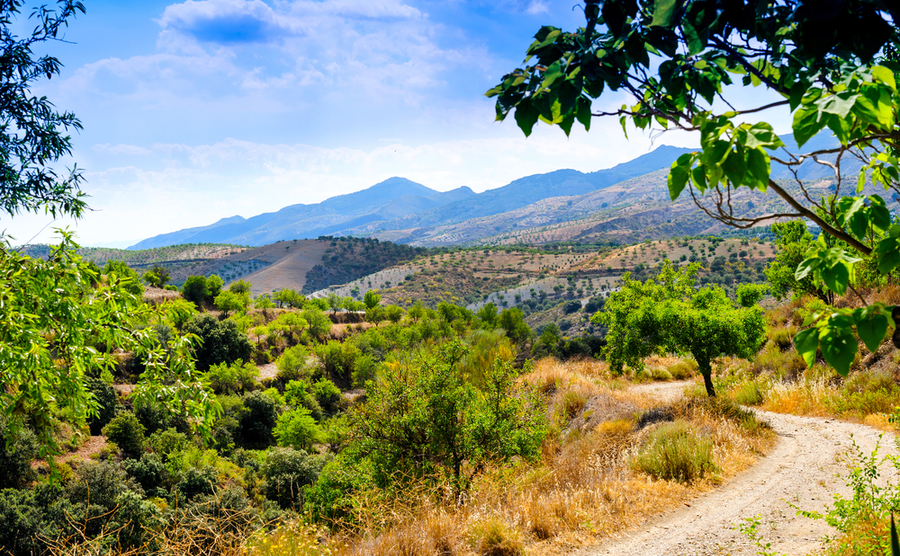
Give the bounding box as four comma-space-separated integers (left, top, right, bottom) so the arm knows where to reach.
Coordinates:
593, 262, 765, 396
490, 0, 900, 376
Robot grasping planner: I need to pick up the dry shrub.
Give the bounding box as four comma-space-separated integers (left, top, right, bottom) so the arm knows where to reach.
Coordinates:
468, 518, 523, 556
631, 420, 716, 483
731, 381, 763, 406
246, 522, 334, 556
666, 359, 697, 380
768, 325, 797, 351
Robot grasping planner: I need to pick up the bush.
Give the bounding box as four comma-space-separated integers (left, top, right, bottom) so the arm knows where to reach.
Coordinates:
312, 379, 342, 415
86, 377, 119, 436
0, 417, 38, 489
205, 359, 259, 395
122, 453, 169, 496
732, 381, 764, 406
631, 420, 716, 483
275, 345, 316, 384
184, 314, 253, 372
102, 411, 146, 459
468, 517, 524, 556
148, 427, 188, 461
261, 447, 329, 510
237, 391, 278, 449
0, 486, 60, 556
182, 275, 208, 306
273, 408, 323, 451
176, 466, 217, 502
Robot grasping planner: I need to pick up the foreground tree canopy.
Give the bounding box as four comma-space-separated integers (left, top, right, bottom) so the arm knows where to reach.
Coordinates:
489, 0, 900, 375
0, 2, 219, 452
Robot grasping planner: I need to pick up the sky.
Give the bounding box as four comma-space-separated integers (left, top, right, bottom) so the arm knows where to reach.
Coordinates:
2, 0, 783, 248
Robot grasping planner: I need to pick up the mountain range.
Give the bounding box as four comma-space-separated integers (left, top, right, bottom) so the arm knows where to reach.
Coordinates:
129, 145, 694, 249
130, 134, 868, 250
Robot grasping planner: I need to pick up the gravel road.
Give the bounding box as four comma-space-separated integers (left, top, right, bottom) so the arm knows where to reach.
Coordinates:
579, 381, 898, 556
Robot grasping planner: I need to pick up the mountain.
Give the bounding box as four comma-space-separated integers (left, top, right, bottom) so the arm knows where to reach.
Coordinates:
131, 145, 694, 249
129, 177, 475, 249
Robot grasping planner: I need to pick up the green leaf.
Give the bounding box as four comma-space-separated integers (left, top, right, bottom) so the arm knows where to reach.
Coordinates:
821, 92, 856, 118
795, 255, 819, 281
575, 97, 592, 131
794, 327, 819, 368
876, 237, 900, 273
514, 100, 540, 137
819, 325, 857, 376
789, 82, 807, 111
649, 0, 680, 27
821, 263, 849, 295
746, 147, 770, 189
873, 65, 897, 90
792, 106, 823, 147
668, 154, 693, 200
856, 312, 889, 353
868, 195, 891, 231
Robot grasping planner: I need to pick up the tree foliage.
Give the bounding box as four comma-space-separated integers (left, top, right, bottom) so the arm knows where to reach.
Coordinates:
594, 262, 765, 396
0, 0, 88, 218
350, 340, 546, 494
490, 0, 900, 375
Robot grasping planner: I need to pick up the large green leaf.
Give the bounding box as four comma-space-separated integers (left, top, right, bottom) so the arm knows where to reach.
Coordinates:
792, 106, 823, 147
794, 327, 819, 368
856, 312, 889, 353
514, 100, 540, 137
819, 325, 858, 376
821, 262, 849, 295
876, 237, 900, 273
668, 154, 693, 200
649, 0, 680, 28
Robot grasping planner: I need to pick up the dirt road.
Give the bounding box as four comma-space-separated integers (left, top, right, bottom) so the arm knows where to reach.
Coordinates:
581, 381, 898, 556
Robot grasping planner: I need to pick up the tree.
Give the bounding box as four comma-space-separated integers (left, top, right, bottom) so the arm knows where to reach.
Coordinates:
214, 290, 245, 318
206, 274, 224, 300
228, 279, 251, 295
764, 221, 827, 301
490, 1, 900, 376
326, 292, 344, 315
182, 275, 208, 307
593, 262, 764, 396
349, 341, 546, 494
0, 0, 88, 218
183, 313, 253, 372
384, 304, 404, 324
254, 293, 274, 318
363, 290, 381, 310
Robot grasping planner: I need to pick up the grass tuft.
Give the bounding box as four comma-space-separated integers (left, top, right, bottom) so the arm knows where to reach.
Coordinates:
468, 518, 524, 556
631, 420, 717, 484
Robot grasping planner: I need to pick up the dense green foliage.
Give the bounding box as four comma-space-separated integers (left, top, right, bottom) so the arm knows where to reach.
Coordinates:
490, 0, 900, 376
595, 262, 765, 396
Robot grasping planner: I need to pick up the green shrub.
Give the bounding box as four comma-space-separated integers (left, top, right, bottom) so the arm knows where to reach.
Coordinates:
668, 360, 696, 379
261, 447, 329, 510
312, 379, 342, 415
0, 486, 61, 556
732, 381, 764, 406
184, 314, 253, 372
275, 345, 316, 384
237, 391, 278, 449
122, 453, 169, 496
274, 408, 324, 451
768, 325, 797, 351
0, 417, 38, 489
148, 427, 188, 461
632, 420, 716, 483
176, 466, 217, 502
283, 380, 323, 420
102, 412, 146, 459
86, 377, 119, 436
205, 359, 259, 395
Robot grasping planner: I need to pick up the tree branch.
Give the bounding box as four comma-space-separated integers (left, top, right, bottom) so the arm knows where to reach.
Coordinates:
766, 179, 872, 255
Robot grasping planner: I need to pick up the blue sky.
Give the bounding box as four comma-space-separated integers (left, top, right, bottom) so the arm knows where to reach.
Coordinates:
4, 0, 733, 247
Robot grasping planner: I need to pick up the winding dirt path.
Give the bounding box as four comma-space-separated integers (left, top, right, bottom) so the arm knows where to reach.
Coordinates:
580, 381, 899, 556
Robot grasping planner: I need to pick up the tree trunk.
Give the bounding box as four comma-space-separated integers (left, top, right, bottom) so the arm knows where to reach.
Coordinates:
696, 355, 716, 397
702, 371, 716, 397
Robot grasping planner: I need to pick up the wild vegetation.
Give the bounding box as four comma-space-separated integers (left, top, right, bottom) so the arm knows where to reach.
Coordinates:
4, 1, 900, 555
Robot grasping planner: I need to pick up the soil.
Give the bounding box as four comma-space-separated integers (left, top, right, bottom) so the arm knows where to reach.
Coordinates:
580, 380, 899, 556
